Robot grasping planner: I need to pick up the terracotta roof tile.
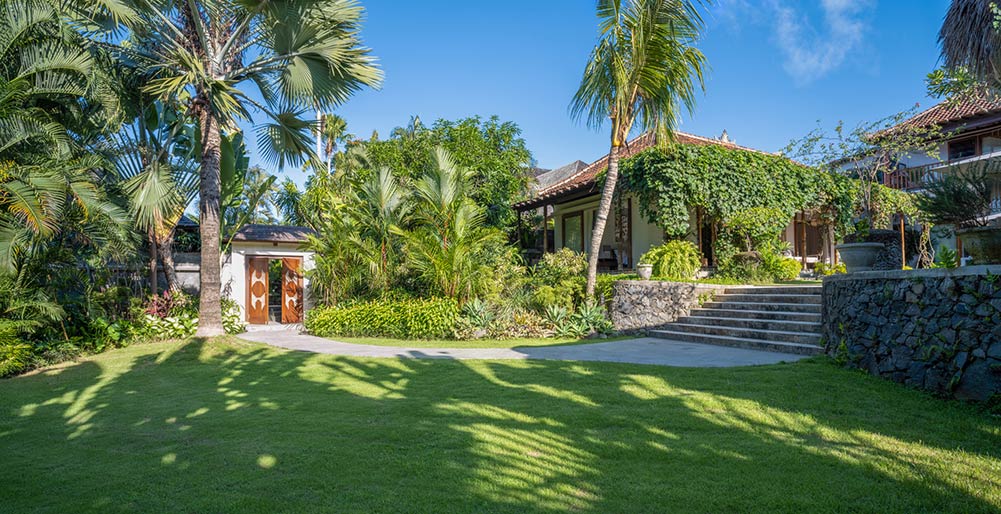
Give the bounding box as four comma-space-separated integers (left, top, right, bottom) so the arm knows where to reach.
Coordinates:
514, 131, 774, 209
893, 93, 1001, 132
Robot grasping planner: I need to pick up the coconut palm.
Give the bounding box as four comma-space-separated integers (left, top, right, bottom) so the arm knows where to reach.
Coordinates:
940, 0, 1001, 87
101, 0, 382, 335
570, 0, 708, 296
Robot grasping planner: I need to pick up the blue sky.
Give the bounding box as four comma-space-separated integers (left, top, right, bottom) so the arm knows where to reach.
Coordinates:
254, 0, 951, 186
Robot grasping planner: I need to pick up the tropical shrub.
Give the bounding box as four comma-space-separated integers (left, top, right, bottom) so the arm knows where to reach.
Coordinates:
400, 148, 506, 302
306, 297, 459, 339
0, 322, 32, 377
639, 240, 702, 280
934, 245, 961, 269
454, 299, 549, 340
814, 262, 847, 276
131, 292, 245, 340
725, 207, 790, 252
543, 301, 613, 338
761, 251, 802, 281
530, 249, 587, 310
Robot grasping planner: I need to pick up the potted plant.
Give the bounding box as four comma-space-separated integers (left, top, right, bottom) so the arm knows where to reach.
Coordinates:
785, 111, 944, 273
836, 219, 886, 272
636, 263, 653, 280
916, 163, 1001, 264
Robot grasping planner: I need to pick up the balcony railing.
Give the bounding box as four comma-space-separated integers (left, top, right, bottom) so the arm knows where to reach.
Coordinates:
883, 153, 1001, 215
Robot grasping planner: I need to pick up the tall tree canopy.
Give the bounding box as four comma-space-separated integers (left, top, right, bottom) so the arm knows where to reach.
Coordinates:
364, 116, 534, 230
96, 0, 382, 335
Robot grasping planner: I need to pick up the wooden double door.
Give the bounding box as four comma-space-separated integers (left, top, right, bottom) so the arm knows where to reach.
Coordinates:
246, 257, 303, 324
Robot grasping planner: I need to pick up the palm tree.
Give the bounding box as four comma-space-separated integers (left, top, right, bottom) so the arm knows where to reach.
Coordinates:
401, 148, 503, 301
103, 0, 382, 335
940, 0, 1001, 87
316, 113, 354, 172
350, 166, 408, 290
115, 97, 198, 294
570, 0, 708, 296
0, 0, 130, 272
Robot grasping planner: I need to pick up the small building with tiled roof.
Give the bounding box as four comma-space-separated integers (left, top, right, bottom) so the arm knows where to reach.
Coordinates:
230, 224, 316, 244
513, 131, 831, 270
220, 224, 317, 329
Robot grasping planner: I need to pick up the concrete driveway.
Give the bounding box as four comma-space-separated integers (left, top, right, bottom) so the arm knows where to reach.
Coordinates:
239, 330, 808, 367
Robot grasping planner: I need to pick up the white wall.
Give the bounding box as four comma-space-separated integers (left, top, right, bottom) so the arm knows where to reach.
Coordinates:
551, 193, 663, 268
221, 242, 316, 321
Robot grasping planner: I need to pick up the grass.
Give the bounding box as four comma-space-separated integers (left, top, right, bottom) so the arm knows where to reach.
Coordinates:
330, 335, 629, 348
0, 337, 998, 513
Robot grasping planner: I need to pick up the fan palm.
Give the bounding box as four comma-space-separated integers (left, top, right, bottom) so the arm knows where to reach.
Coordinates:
114, 95, 198, 293
570, 0, 708, 296
940, 0, 1001, 87
100, 0, 382, 335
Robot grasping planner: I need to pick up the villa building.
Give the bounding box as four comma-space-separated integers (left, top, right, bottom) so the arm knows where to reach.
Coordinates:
514, 132, 831, 270
880, 94, 1001, 254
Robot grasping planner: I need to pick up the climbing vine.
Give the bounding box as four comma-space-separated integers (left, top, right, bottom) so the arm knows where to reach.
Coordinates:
618, 144, 921, 242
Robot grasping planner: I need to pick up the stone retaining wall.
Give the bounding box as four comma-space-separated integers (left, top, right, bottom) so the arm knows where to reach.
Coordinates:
822, 266, 1001, 401
610, 280, 726, 332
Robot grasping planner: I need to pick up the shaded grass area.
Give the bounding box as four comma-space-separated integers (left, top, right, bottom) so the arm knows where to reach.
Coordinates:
1, 337, 999, 513
331, 335, 629, 349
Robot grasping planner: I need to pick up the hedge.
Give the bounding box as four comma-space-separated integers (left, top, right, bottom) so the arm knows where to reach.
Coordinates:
305, 297, 459, 339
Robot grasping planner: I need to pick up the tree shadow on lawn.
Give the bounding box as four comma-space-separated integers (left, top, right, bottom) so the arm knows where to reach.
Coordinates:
0, 337, 999, 513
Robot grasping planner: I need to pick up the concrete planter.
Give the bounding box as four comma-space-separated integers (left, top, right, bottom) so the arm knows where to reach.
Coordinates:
835, 242, 885, 273
637, 264, 653, 280
957, 226, 1001, 264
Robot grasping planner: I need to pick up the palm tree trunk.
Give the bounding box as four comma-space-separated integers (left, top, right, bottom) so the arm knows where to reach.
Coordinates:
149, 230, 158, 295
159, 228, 180, 292
195, 106, 225, 337
585, 146, 621, 297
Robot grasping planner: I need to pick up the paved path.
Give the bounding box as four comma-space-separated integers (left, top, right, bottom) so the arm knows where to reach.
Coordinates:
239, 330, 807, 367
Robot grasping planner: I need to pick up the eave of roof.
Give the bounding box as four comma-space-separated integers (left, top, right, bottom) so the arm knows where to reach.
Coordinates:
230, 224, 316, 244
513, 131, 776, 210
890, 93, 1001, 134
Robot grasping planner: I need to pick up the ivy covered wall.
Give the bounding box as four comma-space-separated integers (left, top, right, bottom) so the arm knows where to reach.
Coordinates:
617, 144, 921, 263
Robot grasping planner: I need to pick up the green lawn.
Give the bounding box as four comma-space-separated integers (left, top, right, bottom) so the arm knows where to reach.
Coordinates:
1, 338, 999, 513
330, 335, 628, 348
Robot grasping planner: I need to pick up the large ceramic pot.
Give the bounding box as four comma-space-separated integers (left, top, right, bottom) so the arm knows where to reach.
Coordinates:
636, 263, 653, 280
835, 242, 885, 273
957, 226, 1001, 264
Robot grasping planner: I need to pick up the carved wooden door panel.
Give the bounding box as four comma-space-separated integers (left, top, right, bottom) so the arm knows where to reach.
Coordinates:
281, 258, 303, 323
246, 257, 269, 324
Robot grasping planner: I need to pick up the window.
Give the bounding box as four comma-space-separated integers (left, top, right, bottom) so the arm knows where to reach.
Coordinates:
562, 213, 584, 253
948, 138, 977, 160
982, 136, 1001, 155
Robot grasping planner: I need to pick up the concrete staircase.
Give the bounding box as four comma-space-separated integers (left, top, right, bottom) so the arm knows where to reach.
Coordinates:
649, 286, 824, 355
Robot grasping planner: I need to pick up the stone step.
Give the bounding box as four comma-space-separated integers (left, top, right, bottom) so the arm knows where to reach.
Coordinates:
676, 315, 821, 333
688, 308, 821, 323
662, 322, 822, 345
702, 301, 822, 314
722, 286, 822, 295
649, 329, 823, 356
712, 293, 822, 305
